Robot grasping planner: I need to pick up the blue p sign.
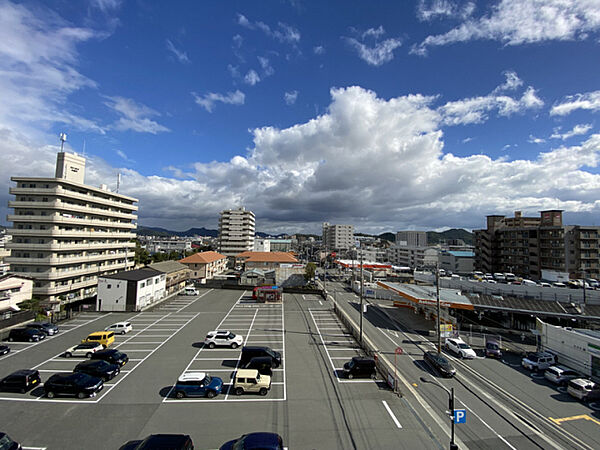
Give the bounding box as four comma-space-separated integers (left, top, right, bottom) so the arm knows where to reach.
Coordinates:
454, 409, 466, 424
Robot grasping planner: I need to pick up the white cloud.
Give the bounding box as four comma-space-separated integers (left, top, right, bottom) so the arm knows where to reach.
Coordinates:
257, 56, 275, 76
417, 0, 476, 22
551, 123, 593, 140
236, 13, 300, 44
343, 26, 402, 66
104, 96, 170, 134
232, 34, 243, 48
244, 69, 261, 85
528, 135, 546, 144
492, 70, 523, 93
284, 90, 298, 105
412, 0, 600, 55
313, 45, 325, 54
462, 137, 473, 143
89, 0, 122, 12
116, 149, 135, 163
551, 90, 600, 116
227, 64, 240, 78
192, 90, 245, 113
166, 39, 190, 64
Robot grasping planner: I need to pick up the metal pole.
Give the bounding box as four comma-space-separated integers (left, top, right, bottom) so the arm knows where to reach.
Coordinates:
360, 252, 364, 345
582, 266, 587, 306
436, 262, 441, 353
450, 387, 456, 449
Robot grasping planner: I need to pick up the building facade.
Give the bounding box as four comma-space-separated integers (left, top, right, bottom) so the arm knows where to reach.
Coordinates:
5, 152, 137, 306
395, 231, 428, 247
0, 274, 33, 313
148, 261, 190, 295
439, 250, 475, 274
179, 251, 228, 281
218, 207, 255, 257
145, 239, 192, 254
254, 238, 271, 252
322, 222, 354, 251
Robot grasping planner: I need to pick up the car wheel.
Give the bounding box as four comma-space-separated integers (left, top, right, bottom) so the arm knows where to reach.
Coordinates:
231, 343, 238, 349
86, 352, 93, 358
29, 338, 34, 342
115, 368, 120, 376
371, 373, 377, 380
46, 391, 55, 398
77, 391, 86, 399
348, 373, 354, 380
65, 352, 72, 358
176, 391, 186, 399
8, 337, 13, 342
259, 387, 268, 396
207, 390, 216, 398
121, 331, 126, 335
235, 387, 244, 396
208, 342, 215, 349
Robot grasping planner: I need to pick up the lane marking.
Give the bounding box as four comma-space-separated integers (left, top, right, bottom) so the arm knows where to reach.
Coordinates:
225, 309, 259, 401
549, 414, 600, 426
382, 400, 402, 428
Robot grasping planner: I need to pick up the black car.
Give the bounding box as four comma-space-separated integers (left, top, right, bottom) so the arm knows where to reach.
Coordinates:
74, 360, 120, 381
7, 328, 45, 343
424, 351, 456, 377
119, 434, 194, 450
0, 345, 9, 356
0, 432, 21, 450
0, 369, 41, 393
242, 356, 273, 376
240, 346, 282, 368
343, 357, 377, 379
26, 321, 59, 336
90, 348, 129, 366
44, 373, 103, 399
220, 432, 283, 450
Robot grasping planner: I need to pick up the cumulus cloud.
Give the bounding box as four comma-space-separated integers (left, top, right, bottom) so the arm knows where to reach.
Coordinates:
551, 123, 593, 140
528, 135, 546, 144
551, 90, 600, 116
284, 90, 298, 105
343, 26, 402, 66
192, 90, 245, 113
412, 0, 600, 55
244, 69, 261, 85
258, 56, 275, 76
236, 13, 300, 44
166, 39, 190, 64
313, 45, 325, 54
104, 96, 170, 134
417, 0, 475, 22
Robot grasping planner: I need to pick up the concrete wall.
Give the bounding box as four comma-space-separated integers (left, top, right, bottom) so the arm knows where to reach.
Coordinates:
97, 278, 127, 312
136, 274, 166, 309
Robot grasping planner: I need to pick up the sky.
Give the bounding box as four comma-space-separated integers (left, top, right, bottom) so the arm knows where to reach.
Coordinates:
1, 0, 600, 235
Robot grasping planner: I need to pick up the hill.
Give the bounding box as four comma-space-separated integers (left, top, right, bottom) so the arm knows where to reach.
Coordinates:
427, 229, 473, 245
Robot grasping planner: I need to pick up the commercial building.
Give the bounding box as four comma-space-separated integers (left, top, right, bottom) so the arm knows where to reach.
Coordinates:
387, 246, 438, 269
474, 211, 599, 280
5, 151, 137, 307
395, 231, 428, 247
179, 251, 228, 281
439, 250, 474, 274
254, 238, 270, 252
322, 222, 354, 251
218, 207, 255, 257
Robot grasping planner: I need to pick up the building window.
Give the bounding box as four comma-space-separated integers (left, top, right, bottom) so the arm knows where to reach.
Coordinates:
107, 284, 111, 289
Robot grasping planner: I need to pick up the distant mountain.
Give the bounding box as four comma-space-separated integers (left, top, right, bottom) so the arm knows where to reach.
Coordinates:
378, 232, 395, 242
427, 229, 473, 245
136, 226, 218, 237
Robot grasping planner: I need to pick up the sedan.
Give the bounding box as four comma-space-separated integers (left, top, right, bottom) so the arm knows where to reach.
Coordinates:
74, 360, 120, 381
64, 342, 104, 358
220, 432, 283, 450
424, 351, 456, 377
44, 373, 103, 399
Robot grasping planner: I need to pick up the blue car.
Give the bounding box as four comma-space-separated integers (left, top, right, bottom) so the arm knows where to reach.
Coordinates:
220, 432, 283, 450
174, 372, 222, 398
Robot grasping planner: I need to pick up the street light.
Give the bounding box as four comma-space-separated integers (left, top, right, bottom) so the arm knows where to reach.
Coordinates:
420, 376, 458, 450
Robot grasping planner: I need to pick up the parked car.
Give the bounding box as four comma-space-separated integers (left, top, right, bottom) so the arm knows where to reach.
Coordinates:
64, 342, 104, 358
544, 366, 579, 386
342, 357, 377, 379
220, 432, 283, 450
26, 321, 59, 336
0, 369, 41, 393
0, 345, 10, 356
567, 378, 600, 403
484, 340, 502, 359
44, 372, 103, 399
183, 287, 199, 296
173, 372, 223, 399
74, 360, 120, 381
538, 281, 551, 287
119, 434, 194, 450
91, 348, 129, 366
521, 279, 537, 286
233, 369, 271, 396
445, 338, 476, 359
0, 432, 21, 450
204, 330, 243, 349
424, 351, 456, 377
104, 322, 132, 335
7, 328, 45, 343
521, 352, 556, 371
81, 331, 115, 348
242, 356, 274, 376
240, 346, 282, 368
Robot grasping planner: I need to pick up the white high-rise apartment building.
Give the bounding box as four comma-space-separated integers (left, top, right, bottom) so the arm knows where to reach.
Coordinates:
322, 222, 354, 251
395, 231, 428, 247
218, 207, 255, 256
6, 151, 138, 306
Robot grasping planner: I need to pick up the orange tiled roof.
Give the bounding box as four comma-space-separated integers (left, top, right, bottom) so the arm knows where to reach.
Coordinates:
236, 251, 298, 263
180, 251, 227, 264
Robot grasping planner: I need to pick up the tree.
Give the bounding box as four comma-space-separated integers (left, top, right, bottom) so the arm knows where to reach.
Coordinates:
304, 262, 317, 281
134, 240, 151, 266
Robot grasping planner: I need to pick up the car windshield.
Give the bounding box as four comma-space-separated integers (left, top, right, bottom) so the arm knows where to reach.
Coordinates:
0, 435, 15, 449
228, 333, 235, 339
528, 354, 539, 362
202, 375, 211, 384
458, 343, 470, 349
111, 351, 123, 358
487, 343, 498, 349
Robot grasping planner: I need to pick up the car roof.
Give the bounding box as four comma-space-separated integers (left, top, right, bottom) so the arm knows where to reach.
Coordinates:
570, 378, 595, 387
548, 365, 573, 372
110, 321, 131, 326
241, 432, 281, 448
4, 369, 38, 377
76, 360, 105, 367
208, 330, 231, 334
95, 348, 118, 354
351, 356, 375, 363
138, 434, 191, 449
178, 372, 206, 382
75, 342, 101, 348
236, 369, 259, 377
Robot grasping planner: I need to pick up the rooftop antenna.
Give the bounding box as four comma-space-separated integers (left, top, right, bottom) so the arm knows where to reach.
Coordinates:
82, 139, 86, 157
116, 172, 121, 193
59, 133, 67, 152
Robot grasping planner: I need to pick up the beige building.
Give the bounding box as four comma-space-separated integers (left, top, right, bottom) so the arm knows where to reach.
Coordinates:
148, 261, 191, 295
236, 251, 299, 270
5, 151, 138, 306
179, 251, 228, 280
218, 207, 255, 257
322, 222, 354, 251
0, 274, 33, 313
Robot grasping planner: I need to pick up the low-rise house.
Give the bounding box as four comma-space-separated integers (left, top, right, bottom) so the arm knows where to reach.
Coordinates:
241, 269, 276, 286
179, 251, 228, 281
97, 268, 166, 312
148, 261, 190, 295
0, 274, 33, 314
236, 251, 299, 270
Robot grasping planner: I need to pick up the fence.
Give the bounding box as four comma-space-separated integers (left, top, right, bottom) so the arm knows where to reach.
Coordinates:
0, 310, 36, 339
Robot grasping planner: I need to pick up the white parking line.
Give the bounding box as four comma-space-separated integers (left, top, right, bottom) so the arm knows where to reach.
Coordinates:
225, 309, 258, 400
382, 400, 402, 428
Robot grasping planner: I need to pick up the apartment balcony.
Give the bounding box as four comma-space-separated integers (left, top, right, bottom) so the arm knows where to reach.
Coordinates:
7, 229, 136, 239
7, 241, 136, 252
5, 251, 134, 266
7, 214, 136, 230
15, 261, 133, 280
8, 200, 137, 220
34, 278, 98, 296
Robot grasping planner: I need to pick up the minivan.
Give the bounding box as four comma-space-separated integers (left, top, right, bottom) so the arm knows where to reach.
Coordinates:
567, 378, 600, 403
485, 340, 502, 359
27, 321, 59, 336
7, 327, 45, 342
0, 369, 41, 393
81, 331, 115, 348
240, 346, 282, 368
343, 357, 377, 379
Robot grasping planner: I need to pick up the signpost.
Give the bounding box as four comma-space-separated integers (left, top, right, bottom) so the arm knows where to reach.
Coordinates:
394, 347, 403, 395
454, 409, 466, 424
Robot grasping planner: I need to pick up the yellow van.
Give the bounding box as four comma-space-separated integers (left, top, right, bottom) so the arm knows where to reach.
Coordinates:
81, 331, 115, 348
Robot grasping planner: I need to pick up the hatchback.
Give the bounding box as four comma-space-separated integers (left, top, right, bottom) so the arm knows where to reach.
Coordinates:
64, 342, 104, 358
544, 366, 579, 386
44, 372, 103, 399
7, 328, 45, 342
567, 378, 600, 403
173, 372, 223, 398
0, 369, 41, 393
74, 360, 120, 381
104, 322, 132, 335
424, 351, 456, 377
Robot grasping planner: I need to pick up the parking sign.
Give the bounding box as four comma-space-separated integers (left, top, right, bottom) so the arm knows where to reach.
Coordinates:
454, 409, 466, 424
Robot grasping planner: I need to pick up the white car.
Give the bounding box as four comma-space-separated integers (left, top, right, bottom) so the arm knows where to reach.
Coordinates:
64, 342, 104, 358
445, 338, 476, 359
104, 321, 132, 335
204, 330, 244, 349
522, 352, 556, 371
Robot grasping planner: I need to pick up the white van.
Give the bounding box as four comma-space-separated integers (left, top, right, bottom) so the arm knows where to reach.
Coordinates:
183, 287, 199, 296
104, 322, 132, 335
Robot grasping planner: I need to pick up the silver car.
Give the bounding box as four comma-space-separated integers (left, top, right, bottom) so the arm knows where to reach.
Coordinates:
544, 365, 579, 386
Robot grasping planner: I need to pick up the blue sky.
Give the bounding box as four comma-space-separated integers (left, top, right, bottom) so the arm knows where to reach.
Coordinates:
1, 0, 600, 234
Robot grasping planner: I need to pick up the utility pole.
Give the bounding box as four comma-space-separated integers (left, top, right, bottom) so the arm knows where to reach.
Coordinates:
582, 266, 587, 306
436, 262, 441, 354
360, 251, 364, 345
